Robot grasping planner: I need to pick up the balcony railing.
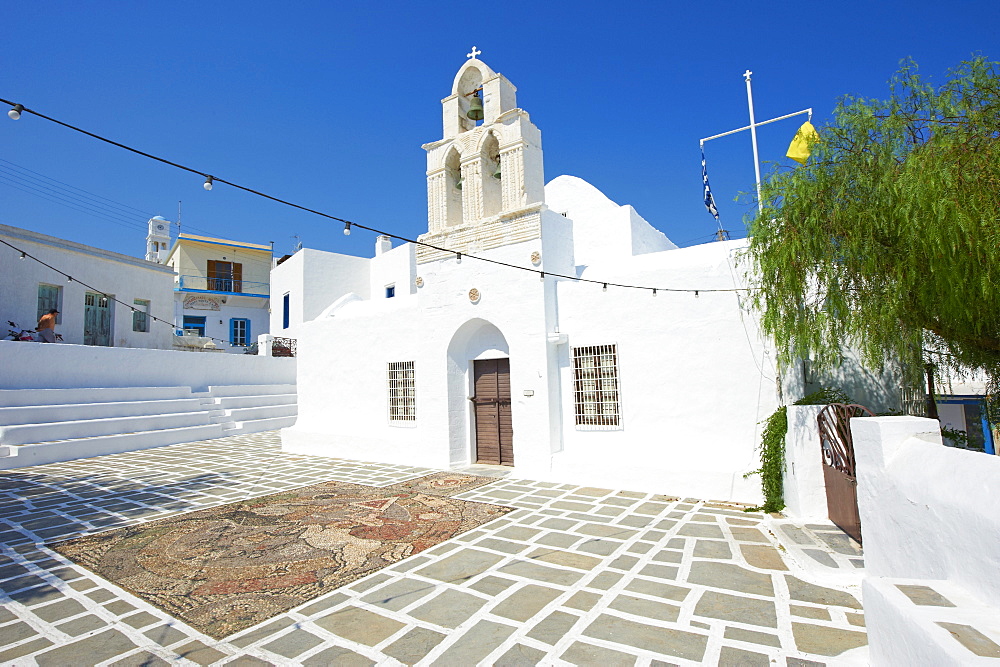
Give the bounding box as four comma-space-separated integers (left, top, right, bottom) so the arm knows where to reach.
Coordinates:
176, 275, 269, 296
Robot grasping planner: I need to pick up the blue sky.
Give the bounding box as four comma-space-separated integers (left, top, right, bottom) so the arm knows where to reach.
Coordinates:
2, 1, 998, 260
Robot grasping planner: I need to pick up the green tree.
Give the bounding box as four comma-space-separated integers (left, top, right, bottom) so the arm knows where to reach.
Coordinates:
746, 57, 1000, 404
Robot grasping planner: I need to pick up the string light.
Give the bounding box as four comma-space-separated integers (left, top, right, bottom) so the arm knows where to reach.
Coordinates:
0, 238, 250, 349
539, 271, 545, 282
652, 288, 657, 296
343, 222, 351, 236
695, 290, 700, 298
0, 94, 756, 298
603, 283, 608, 292
456, 252, 462, 263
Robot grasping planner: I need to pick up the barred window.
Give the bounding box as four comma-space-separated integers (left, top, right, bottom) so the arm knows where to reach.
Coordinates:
387, 361, 416, 422
572, 344, 622, 429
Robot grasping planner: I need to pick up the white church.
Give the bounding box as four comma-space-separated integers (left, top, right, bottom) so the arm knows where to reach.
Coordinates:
280, 54, 779, 503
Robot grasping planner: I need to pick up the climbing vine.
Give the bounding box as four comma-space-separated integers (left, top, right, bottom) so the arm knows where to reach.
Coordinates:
746, 388, 853, 513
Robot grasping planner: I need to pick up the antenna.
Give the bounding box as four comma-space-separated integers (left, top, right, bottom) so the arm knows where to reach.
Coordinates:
176, 200, 182, 234
292, 234, 302, 252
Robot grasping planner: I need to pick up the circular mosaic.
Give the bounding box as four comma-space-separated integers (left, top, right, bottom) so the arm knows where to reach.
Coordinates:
414, 276, 424, 288
530, 251, 542, 265
469, 288, 481, 303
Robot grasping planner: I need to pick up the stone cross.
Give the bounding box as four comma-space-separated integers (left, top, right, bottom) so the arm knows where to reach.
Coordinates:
467, 46, 482, 60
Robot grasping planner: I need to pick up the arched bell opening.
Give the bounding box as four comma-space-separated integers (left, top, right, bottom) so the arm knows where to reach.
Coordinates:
456, 68, 485, 132
444, 147, 463, 227
481, 132, 502, 218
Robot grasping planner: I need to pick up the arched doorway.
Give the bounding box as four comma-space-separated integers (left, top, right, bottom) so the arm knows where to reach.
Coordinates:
446, 319, 513, 466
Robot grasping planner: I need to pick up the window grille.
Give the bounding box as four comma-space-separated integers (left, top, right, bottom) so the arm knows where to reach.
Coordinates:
572, 344, 622, 429
387, 361, 416, 422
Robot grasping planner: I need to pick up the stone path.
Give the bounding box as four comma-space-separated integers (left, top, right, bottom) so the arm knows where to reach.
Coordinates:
0, 432, 868, 665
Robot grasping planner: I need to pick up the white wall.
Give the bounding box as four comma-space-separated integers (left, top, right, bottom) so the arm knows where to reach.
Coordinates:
854, 416, 1000, 605
853, 416, 1000, 665
1, 224, 175, 349
269, 248, 371, 342
0, 340, 295, 391
548, 239, 777, 502
285, 225, 777, 502
285, 235, 557, 472
782, 405, 828, 519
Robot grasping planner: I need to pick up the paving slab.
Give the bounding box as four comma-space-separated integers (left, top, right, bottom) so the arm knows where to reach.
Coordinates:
0, 430, 869, 665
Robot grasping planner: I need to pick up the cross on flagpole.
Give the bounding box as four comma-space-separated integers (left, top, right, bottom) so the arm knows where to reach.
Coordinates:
699, 71, 812, 224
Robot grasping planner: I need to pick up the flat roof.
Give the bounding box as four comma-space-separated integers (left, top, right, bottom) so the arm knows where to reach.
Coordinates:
177, 233, 272, 252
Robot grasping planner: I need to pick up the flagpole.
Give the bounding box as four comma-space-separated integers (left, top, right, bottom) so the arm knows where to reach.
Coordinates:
698, 72, 812, 228
744, 70, 763, 215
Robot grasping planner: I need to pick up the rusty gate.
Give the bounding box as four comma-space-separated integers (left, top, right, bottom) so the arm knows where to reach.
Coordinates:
817, 403, 874, 544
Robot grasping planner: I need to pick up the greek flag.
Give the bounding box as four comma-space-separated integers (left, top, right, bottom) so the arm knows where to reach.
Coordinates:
701, 146, 720, 221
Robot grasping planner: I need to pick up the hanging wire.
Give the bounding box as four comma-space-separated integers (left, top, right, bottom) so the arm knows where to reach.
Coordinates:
0, 238, 249, 349
1, 96, 756, 295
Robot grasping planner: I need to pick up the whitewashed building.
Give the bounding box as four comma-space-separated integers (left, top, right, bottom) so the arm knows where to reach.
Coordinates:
147, 218, 273, 353
281, 56, 778, 502
0, 223, 175, 349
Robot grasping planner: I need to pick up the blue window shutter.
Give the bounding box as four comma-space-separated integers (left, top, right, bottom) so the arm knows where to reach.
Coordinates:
229, 318, 236, 343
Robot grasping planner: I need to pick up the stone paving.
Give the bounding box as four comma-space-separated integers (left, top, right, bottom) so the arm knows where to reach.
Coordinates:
0, 432, 869, 665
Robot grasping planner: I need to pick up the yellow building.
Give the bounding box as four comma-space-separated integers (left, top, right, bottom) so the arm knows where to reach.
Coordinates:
160, 230, 272, 353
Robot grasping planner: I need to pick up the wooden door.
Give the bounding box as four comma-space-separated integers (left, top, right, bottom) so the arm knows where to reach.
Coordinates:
473, 358, 513, 466
84, 292, 112, 347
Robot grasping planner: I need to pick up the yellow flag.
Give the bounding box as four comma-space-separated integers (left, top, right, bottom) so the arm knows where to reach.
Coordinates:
786, 121, 820, 165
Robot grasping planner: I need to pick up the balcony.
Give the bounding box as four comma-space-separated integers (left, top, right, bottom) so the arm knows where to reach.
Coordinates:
176, 275, 269, 297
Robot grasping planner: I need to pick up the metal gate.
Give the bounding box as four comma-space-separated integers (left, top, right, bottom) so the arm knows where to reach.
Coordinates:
817, 403, 874, 544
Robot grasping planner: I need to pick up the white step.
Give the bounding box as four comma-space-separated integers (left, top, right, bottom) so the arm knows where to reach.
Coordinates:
0, 398, 214, 427
205, 384, 297, 398
210, 394, 297, 409
213, 404, 298, 423
0, 411, 222, 446
0, 423, 226, 470
227, 415, 298, 435
0, 386, 194, 408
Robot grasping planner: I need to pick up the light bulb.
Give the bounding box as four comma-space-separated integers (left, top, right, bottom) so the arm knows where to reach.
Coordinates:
8, 104, 23, 120
203, 176, 214, 191
652, 289, 657, 296
343, 222, 351, 236
19, 252, 26, 260
602, 283, 607, 292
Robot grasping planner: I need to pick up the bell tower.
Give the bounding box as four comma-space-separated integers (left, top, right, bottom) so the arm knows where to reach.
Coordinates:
417, 48, 545, 263
145, 216, 171, 264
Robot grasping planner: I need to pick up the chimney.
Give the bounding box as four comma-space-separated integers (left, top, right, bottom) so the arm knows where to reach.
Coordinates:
376, 235, 393, 256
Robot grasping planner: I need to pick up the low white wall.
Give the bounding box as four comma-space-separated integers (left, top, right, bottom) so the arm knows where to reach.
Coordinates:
853, 415, 1000, 605
0, 340, 295, 392
782, 405, 828, 520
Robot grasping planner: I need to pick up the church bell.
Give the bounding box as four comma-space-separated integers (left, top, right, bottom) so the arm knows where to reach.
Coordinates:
492, 163, 502, 179
466, 92, 484, 121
